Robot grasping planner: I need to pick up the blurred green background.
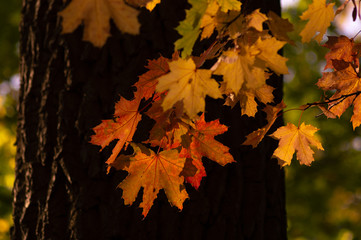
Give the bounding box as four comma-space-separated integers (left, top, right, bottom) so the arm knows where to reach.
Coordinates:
0, 0, 21, 239
0, 0, 360, 239
283, 0, 361, 239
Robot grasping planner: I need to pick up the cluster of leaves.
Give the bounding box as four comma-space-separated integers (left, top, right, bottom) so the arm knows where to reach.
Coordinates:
58, 0, 361, 217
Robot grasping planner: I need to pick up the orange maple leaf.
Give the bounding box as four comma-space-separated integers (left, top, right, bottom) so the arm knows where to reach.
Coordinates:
90, 97, 142, 169
191, 114, 235, 166
175, 114, 234, 189
270, 123, 324, 167
58, 0, 140, 47
317, 63, 361, 129
323, 36, 359, 70
135, 56, 170, 100
179, 147, 206, 190
118, 144, 188, 217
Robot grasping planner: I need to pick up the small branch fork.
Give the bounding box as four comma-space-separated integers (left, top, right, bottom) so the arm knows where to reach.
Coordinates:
280, 90, 361, 127
303, 90, 361, 111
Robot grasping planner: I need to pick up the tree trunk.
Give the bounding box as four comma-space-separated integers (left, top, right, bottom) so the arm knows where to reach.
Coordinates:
12, 0, 287, 239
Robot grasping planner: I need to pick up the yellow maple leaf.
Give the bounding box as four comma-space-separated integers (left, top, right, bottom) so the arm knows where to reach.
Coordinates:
214, 50, 255, 93
58, 0, 140, 47
200, 0, 220, 39
299, 0, 335, 43
156, 58, 222, 118
215, 46, 274, 117
246, 9, 268, 32
217, 0, 241, 12
118, 144, 188, 217
255, 37, 289, 75
270, 123, 324, 167
214, 45, 270, 92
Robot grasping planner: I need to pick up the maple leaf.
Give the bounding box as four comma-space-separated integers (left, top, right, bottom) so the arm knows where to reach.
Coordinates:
214, 49, 258, 93
200, 1, 220, 40
190, 114, 235, 166
246, 9, 268, 32
118, 144, 188, 217
180, 0, 242, 45
223, 83, 274, 117
179, 147, 206, 190
90, 97, 142, 168
243, 101, 286, 148
317, 63, 361, 129
270, 123, 324, 167
215, 45, 275, 117
135, 56, 170, 100
323, 36, 359, 70
177, 114, 234, 188
255, 37, 289, 75
145, 101, 186, 149
58, 0, 140, 47
267, 11, 294, 44
156, 58, 222, 118
174, 0, 208, 57
299, 0, 335, 43
216, 0, 241, 12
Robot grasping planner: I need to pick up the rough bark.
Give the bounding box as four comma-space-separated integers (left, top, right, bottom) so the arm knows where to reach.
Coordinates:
12, 0, 287, 239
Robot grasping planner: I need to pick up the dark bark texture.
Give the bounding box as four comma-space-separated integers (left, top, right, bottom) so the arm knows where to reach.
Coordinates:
13, 0, 287, 239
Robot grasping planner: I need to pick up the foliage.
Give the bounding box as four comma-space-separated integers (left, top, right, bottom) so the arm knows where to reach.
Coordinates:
57, 0, 361, 220
0, 0, 356, 239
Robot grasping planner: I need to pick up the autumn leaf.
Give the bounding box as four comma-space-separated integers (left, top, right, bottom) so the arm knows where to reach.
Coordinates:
156, 58, 222, 118
216, 0, 241, 12
246, 9, 268, 32
90, 97, 142, 168
243, 101, 286, 148
299, 0, 335, 43
179, 147, 206, 190
270, 122, 324, 167
190, 114, 235, 166
255, 37, 289, 75
200, 1, 220, 40
174, 0, 208, 57
267, 11, 294, 44
317, 63, 361, 129
145, 101, 186, 149
59, 0, 140, 47
317, 105, 337, 119
178, 114, 234, 188
214, 48, 259, 93
215, 43, 276, 117
177, 0, 242, 51
323, 36, 359, 70
135, 56, 170, 100
118, 144, 188, 217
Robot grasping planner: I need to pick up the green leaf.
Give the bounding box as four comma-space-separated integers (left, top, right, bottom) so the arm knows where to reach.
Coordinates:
174, 0, 208, 57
